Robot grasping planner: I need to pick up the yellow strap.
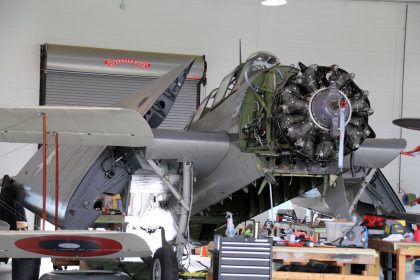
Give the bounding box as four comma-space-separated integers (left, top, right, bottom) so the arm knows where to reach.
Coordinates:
180, 272, 207, 277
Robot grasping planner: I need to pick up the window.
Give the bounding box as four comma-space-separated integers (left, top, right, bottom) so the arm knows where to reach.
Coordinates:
191, 95, 210, 123
213, 72, 234, 106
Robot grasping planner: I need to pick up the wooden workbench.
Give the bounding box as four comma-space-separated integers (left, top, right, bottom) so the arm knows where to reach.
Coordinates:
93, 214, 126, 231
369, 239, 420, 253
272, 246, 380, 280
369, 239, 420, 280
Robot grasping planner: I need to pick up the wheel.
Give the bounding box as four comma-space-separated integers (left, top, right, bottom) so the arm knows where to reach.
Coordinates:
151, 246, 178, 280
12, 258, 40, 280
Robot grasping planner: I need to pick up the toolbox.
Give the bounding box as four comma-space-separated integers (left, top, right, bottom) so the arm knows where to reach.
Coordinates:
213, 235, 272, 280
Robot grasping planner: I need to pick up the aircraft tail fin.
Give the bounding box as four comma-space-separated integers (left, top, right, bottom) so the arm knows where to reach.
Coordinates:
113, 58, 195, 128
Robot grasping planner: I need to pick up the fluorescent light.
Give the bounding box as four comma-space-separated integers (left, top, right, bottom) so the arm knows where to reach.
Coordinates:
261, 0, 287, 6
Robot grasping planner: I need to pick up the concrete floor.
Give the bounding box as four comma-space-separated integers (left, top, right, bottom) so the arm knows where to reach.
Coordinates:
1, 260, 420, 279
406, 260, 420, 280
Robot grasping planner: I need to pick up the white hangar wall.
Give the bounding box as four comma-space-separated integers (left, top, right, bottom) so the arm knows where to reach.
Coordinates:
400, 4, 420, 211
0, 0, 419, 210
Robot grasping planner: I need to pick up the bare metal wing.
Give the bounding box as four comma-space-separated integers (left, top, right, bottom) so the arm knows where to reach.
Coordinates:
11, 127, 256, 229
344, 138, 407, 168
0, 106, 153, 147
113, 58, 195, 128
0, 230, 151, 258
0, 59, 200, 230
0, 59, 196, 147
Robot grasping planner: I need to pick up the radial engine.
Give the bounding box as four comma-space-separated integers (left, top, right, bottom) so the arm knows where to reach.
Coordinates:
240, 59, 375, 175
273, 63, 374, 162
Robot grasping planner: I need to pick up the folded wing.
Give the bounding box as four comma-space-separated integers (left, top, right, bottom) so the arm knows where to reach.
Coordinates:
0, 106, 153, 147
0, 230, 151, 258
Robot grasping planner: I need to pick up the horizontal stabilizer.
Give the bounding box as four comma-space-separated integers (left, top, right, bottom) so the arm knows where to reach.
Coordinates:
0, 106, 153, 147
0, 230, 151, 258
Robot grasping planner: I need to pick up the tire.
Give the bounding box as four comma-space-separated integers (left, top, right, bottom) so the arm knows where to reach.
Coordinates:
12, 258, 40, 280
151, 247, 178, 280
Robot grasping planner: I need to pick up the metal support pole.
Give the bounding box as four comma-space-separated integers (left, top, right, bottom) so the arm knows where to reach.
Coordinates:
268, 182, 274, 222
322, 175, 329, 202
176, 162, 192, 266
347, 168, 376, 214
55, 132, 59, 230
42, 112, 47, 231
146, 159, 189, 211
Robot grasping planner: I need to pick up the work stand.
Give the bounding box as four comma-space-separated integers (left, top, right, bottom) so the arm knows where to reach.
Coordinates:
369, 239, 420, 280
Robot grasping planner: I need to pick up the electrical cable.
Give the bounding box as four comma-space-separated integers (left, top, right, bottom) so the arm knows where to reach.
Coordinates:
328, 222, 358, 246
0, 200, 27, 224
196, 261, 210, 270
274, 116, 313, 161
0, 135, 53, 230
338, 222, 358, 247
398, 4, 409, 194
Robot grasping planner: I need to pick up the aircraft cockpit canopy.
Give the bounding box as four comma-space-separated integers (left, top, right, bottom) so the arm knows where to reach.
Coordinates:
190, 52, 282, 125
246, 51, 280, 66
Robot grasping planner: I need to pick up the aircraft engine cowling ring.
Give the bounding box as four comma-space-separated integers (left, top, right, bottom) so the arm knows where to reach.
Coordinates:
273, 63, 374, 161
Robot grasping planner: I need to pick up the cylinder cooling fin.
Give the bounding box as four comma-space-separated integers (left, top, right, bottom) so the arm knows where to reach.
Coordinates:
273, 63, 374, 162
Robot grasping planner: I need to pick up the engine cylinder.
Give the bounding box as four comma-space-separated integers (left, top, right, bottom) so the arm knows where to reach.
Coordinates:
273, 64, 373, 161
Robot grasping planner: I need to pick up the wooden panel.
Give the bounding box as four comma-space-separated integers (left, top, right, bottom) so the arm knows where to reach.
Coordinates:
369, 239, 420, 253
397, 252, 406, 280
273, 272, 323, 280
397, 247, 420, 280
272, 247, 377, 265
340, 264, 351, 275
94, 215, 125, 224
368, 239, 395, 253
369, 241, 420, 280
367, 257, 381, 277
398, 247, 420, 256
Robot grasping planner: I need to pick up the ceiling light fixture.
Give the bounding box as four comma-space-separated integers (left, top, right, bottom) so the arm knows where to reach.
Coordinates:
261, 0, 287, 6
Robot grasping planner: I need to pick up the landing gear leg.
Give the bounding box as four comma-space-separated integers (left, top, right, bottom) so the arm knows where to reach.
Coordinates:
146, 160, 193, 272
175, 162, 193, 266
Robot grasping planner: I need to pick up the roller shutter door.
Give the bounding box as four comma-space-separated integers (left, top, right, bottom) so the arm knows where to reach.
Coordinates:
44, 71, 198, 130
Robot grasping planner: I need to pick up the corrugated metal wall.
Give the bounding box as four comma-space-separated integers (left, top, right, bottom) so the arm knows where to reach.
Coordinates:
45, 71, 198, 130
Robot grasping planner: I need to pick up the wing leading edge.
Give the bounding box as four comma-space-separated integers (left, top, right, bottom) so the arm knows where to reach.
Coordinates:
0, 58, 197, 147
113, 58, 196, 128
0, 107, 153, 147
